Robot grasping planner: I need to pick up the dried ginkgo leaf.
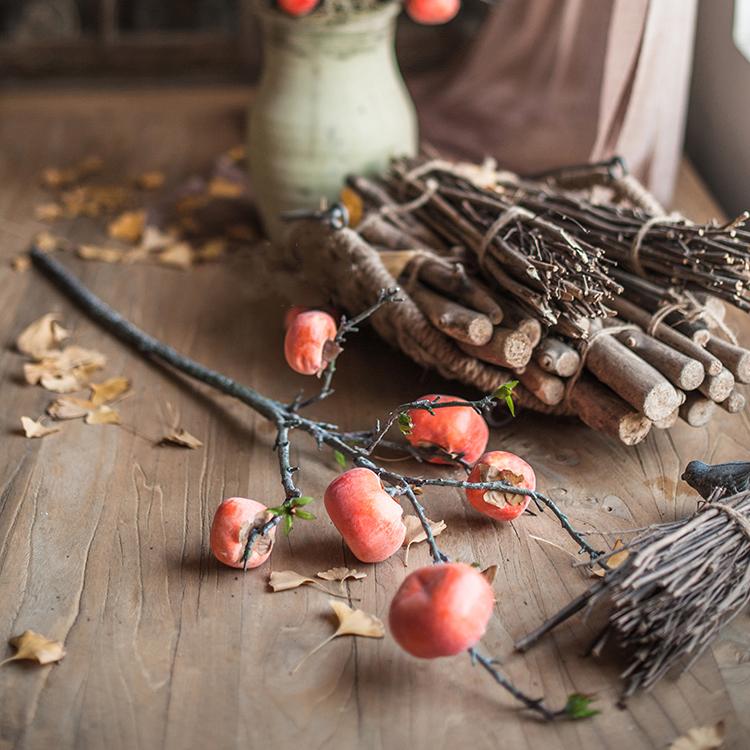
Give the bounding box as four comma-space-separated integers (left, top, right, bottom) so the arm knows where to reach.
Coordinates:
11, 255, 30, 272
160, 429, 203, 449
195, 238, 226, 262
35, 203, 64, 221
292, 600, 384, 673
481, 564, 499, 584
592, 539, 629, 578
402, 515, 447, 566
669, 721, 725, 750
84, 405, 120, 425
16, 313, 69, 359
139, 225, 176, 253
317, 567, 366, 588
0, 630, 65, 667
158, 243, 193, 270
21, 416, 61, 439
268, 570, 347, 598
89, 376, 130, 406
25, 346, 107, 392
34, 230, 62, 253
108, 209, 145, 244
135, 170, 165, 190
47, 396, 96, 420
207, 176, 244, 199
78, 245, 127, 264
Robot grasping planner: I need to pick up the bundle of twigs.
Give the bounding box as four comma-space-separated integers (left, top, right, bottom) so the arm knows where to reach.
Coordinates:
337, 156, 750, 445
515, 462, 750, 700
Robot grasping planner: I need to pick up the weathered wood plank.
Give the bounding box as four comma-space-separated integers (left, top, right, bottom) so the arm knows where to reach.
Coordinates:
0, 90, 747, 750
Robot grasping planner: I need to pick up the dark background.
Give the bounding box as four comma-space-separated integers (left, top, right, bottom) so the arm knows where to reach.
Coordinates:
0, 0, 486, 83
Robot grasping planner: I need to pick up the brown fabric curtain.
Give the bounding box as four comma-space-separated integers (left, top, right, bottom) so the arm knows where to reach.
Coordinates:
412, 0, 698, 205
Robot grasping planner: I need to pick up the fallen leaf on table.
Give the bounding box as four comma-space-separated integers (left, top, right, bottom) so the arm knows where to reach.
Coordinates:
41, 155, 102, 190
35, 203, 64, 221
21, 416, 61, 438
481, 564, 499, 584
11, 255, 30, 272
47, 396, 96, 420
62, 185, 130, 218
158, 242, 193, 270
89, 376, 130, 406
16, 313, 69, 359
207, 176, 244, 199
669, 721, 725, 750
317, 567, 366, 591
592, 539, 629, 578
195, 238, 226, 262
108, 209, 145, 244
0, 630, 65, 667
135, 170, 165, 190
139, 225, 176, 253
160, 428, 203, 449
34, 230, 62, 253
224, 144, 247, 163
293, 600, 385, 673
84, 405, 120, 425
402, 515, 447, 566
78, 245, 128, 264
25, 346, 107, 393
268, 570, 347, 598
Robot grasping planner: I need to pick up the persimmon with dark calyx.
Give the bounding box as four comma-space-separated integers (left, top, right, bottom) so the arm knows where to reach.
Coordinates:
324, 467, 407, 563
277, 0, 319, 16
405, 394, 489, 465
389, 562, 494, 658
405, 0, 460, 25
284, 307, 338, 375
466, 451, 536, 522
210, 497, 276, 569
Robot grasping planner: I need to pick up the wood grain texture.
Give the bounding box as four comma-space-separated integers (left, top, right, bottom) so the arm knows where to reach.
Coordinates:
0, 90, 748, 750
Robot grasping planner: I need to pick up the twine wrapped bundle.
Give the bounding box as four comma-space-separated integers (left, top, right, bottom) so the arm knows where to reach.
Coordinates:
281, 157, 750, 446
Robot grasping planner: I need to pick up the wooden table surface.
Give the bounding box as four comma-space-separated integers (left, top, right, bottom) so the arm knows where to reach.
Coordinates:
1, 88, 749, 750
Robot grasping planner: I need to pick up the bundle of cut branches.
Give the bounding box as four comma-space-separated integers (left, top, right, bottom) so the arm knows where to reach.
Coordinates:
333, 156, 750, 446
515, 460, 750, 700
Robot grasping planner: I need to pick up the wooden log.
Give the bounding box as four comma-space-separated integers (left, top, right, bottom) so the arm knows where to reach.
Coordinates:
413, 258, 504, 324
585, 332, 682, 421
359, 216, 424, 250
502, 300, 543, 347
568, 376, 652, 446
718, 388, 746, 413
459, 327, 533, 369
410, 282, 493, 346
653, 407, 680, 430
698, 367, 735, 403
534, 336, 581, 377
610, 296, 723, 376
679, 392, 717, 427
705, 335, 750, 383
612, 327, 704, 391
518, 362, 565, 406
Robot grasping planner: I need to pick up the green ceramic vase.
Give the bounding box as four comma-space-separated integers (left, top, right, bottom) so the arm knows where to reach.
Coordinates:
249, 2, 418, 242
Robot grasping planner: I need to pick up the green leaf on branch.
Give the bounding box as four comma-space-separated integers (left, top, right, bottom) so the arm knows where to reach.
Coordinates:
292, 496, 314, 507
333, 450, 347, 470
493, 380, 518, 417
294, 509, 316, 521
283, 514, 294, 535
397, 412, 413, 435
563, 693, 599, 720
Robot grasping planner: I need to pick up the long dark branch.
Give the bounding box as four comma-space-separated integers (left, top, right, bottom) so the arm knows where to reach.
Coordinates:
29, 246, 593, 720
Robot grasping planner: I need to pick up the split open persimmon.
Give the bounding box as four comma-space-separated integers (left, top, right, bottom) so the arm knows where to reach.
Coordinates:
210, 497, 275, 569
283, 307, 338, 375
465, 450, 536, 521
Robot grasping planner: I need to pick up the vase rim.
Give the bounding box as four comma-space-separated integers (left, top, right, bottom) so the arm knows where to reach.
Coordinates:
253, 1, 401, 31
